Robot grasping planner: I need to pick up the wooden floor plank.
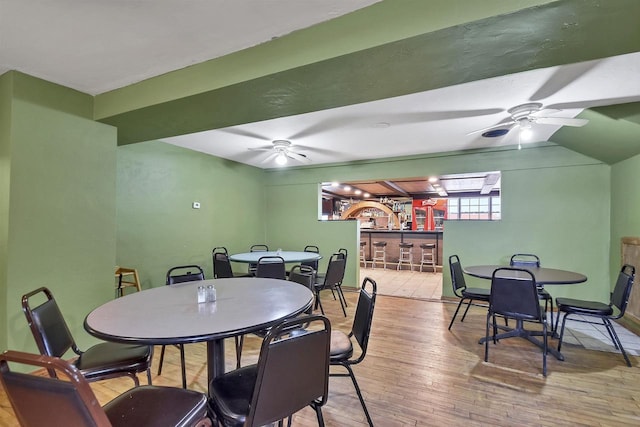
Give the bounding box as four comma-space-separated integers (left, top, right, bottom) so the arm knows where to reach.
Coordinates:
2, 284, 640, 426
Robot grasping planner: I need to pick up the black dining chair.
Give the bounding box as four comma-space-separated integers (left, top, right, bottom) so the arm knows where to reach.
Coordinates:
510, 253, 555, 331
0, 350, 211, 427
447, 255, 492, 330
158, 264, 205, 388
248, 244, 269, 276
209, 315, 331, 427
555, 264, 636, 367
235, 264, 317, 369
485, 267, 549, 376
329, 277, 377, 426
301, 245, 320, 271
21, 287, 153, 387
213, 247, 251, 279
255, 255, 286, 280
314, 253, 347, 317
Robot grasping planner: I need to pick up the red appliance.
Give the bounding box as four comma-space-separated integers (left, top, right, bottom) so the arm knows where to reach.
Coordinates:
412, 199, 447, 231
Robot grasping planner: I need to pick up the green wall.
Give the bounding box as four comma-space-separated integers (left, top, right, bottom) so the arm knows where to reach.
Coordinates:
0, 73, 13, 352
611, 153, 640, 286
2, 73, 116, 355
116, 141, 266, 286
265, 144, 611, 300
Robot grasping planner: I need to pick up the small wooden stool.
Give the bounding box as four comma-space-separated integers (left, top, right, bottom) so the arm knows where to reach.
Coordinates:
115, 266, 142, 298
419, 243, 436, 272
371, 241, 387, 269
397, 242, 414, 271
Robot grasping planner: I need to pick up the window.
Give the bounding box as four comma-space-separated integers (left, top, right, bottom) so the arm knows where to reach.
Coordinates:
447, 196, 500, 221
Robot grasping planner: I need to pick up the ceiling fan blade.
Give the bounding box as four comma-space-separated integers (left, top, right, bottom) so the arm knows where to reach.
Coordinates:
260, 152, 279, 164
467, 120, 516, 135
529, 61, 600, 102
286, 151, 312, 163
219, 127, 271, 141
535, 117, 589, 127
377, 108, 505, 127
546, 96, 640, 111
248, 146, 274, 152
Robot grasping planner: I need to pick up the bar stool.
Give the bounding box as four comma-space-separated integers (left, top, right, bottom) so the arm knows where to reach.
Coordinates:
419, 243, 436, 272
360, 241, 368, 267
114, 266, 142, 298
397, 242, 414, 271
371, 241, 387, 269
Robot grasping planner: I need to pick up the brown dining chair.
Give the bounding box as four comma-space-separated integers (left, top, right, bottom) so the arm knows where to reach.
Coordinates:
0, 350, 211, 427
209, 315, 331, 427
158, 264, 206, 388
21, 287, 152, 387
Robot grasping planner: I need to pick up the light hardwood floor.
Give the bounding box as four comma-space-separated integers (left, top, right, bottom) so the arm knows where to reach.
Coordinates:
359, 266, 442, 300
2, 287, 640, 426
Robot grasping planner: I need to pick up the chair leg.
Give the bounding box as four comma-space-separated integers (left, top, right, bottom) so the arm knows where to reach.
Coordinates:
484, 311, 490, 362
448, 299, 466, 330
460, 299, 473, 322
179, 344, 187, 389
235, 335, 244, 369
315, 291, 325, 315
335, 286, 347, 317
542, 321, 548, 376
157, 345, 166, 375
556, 313, 569, 352
146, 367, 152, 385
340, 364, 373, 427
312, 403, 325, 427
604, 318, 632, 367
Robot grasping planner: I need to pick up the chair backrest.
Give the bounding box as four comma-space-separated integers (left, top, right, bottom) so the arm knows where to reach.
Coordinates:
301, 245, 320, 270
289, 265, 316, 291
448, 255, 467, 294
611, 264, 636, 317
247, 316, 331, 426
166, 265, 205, 285
0, 350, 112, 426
256, 256, 286, 280
338, 248, 348, 260
509, 253, 541, 268
250, 244, 269, 252
21, 287, 78, 360
213, 252, 234, 279
490, 268, 542, 321
350, 277, 377, 362
322, 253, 346, 288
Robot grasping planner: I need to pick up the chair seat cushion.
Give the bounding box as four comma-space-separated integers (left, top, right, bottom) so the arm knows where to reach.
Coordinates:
329, 331, 353, 360
556, 297, 613, 316
461, 287, 490, 300
76, 342, 150, 377
209, 365, 258, 425
104, 385, 208, 427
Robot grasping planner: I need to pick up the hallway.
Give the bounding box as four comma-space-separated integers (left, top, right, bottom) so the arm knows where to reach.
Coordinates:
358, 265, 442, 301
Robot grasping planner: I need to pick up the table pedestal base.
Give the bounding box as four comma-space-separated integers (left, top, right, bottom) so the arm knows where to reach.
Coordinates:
478, 319, 564, 361
207, 339, 226, 386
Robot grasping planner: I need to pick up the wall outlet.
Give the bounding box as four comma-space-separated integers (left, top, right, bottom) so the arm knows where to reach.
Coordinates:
192, 202, 201, 209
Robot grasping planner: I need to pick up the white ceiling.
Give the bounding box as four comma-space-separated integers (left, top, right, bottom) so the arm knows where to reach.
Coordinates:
163, 52, 640, 167
3, 1, 640, 169
0, 0, 380, 94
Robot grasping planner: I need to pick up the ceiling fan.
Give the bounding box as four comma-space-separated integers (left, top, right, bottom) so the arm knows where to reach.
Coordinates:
249, 140, 311, 166
469, 102, 589, 143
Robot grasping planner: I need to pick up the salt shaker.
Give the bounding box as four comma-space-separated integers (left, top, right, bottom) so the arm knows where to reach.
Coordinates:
197, 286, 206, 303
206, 284, 216, 302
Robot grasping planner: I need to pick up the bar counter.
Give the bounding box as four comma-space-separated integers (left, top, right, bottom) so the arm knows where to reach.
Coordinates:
360, 230, 443, 269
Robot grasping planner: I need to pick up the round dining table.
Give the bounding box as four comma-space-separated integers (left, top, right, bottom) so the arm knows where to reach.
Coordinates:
229, 251, 321, 264
463, 265, 587, 285
84, 277, 313, 388
463, 265, 587, 360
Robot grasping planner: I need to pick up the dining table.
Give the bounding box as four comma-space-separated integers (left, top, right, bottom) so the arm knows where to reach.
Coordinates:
84, 277, 313, 389
463, 264, 587, 360
229, 250, 322, 264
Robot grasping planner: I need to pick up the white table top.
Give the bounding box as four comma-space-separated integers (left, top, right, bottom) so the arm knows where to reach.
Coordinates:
229, 251, 321, 263
84, 278, 313, 344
